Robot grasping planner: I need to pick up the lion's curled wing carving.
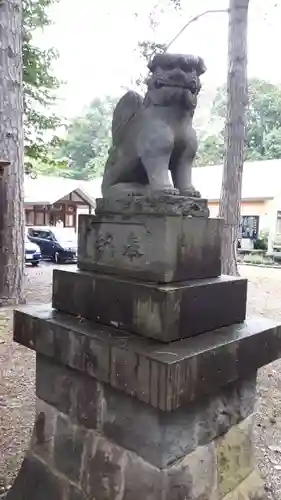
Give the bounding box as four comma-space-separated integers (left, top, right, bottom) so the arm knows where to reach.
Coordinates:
111, 91, 144, 146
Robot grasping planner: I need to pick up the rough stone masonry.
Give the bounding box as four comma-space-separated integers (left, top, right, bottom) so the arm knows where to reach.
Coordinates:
5, 53, 281, 499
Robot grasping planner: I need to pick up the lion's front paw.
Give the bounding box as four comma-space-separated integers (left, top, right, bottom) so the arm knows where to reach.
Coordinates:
162, 187, 180, 196
148, 186, 180, 197
180, 186, 201, 198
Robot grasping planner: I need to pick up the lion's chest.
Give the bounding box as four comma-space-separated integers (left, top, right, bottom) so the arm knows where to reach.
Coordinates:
124, 107, 197, 158
169, 116, 197, 155
141, 106, 194, 135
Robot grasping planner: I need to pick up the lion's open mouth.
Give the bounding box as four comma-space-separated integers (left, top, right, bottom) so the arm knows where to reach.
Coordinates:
154, 79, 198, 94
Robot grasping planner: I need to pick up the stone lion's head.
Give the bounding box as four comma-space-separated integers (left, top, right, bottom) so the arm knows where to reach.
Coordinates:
145, 53, 206, 109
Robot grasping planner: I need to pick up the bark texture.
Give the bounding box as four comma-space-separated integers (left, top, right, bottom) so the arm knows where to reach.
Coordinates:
218, 0, 249, 276
0, 0, 24, 305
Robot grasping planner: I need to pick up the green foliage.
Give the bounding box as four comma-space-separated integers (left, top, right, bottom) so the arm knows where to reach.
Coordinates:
56, 97, 117, 180
241, 253, 272, 266
254, 238, 268, 251
136, 41, 166, 89
196, 134, 225, 166
198, 78, 281, 166
23, 0, 62, 166
24, 155, 68, 178
136, 0, 183, 87
138, 41, 166, 63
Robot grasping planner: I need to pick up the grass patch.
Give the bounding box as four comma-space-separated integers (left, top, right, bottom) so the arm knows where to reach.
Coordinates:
239, 253, 278, 266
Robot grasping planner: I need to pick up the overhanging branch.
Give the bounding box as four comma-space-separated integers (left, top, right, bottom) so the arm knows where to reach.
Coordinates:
165, 9, 229, 51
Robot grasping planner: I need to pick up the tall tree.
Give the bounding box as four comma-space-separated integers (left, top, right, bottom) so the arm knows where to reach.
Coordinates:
198, 79, 281, 165
57, 97, 117, 180
23, 0, 61, 167
0, 0, 25, 305
219, 0, 249, 275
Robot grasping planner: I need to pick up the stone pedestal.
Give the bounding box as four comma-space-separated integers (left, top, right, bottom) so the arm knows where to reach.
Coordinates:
78, 212, 222, 283
7, 194, 281, 499
52, 270, 247, 342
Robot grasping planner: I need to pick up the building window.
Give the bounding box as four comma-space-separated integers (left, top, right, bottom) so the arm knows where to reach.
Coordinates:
25, 210, 35, 226
240, 215, 259, 240
65, 214, 74, 227
45, 212, 50, 226
35, 211, 44, 226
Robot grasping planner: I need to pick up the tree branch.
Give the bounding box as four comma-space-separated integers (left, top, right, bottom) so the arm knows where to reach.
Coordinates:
165, 9, 229, 51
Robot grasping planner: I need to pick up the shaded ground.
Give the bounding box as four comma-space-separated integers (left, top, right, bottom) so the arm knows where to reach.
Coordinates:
244, 266, 281, 500
0, 263, 68, 493
0, 264, 281, 498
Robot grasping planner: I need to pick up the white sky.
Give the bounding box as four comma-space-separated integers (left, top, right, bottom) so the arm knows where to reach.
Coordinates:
34, 0, 281, 119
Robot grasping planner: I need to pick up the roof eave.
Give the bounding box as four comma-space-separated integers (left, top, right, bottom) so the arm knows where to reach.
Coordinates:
75, 187, 96, 208
207, 196, 274, 203
24, 188, 96, 208
24, 201, 51, 206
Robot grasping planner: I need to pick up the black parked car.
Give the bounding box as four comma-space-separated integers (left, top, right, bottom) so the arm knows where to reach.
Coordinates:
27, 227, 78, 263
24, 235, 41, 266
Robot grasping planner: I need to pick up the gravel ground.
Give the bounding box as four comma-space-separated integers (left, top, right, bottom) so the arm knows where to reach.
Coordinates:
0, 263, 69, 492
0, 263, 281, 497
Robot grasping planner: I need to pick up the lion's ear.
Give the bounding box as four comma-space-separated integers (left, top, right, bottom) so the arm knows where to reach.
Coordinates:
147, 55, 159, 73
147, 60, 154, 73
197, 57, 207, 76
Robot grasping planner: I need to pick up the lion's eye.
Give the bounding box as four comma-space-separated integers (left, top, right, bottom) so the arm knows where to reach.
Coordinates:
163, 62, 174, 71
189, 81, 197, 94
180, 62, 189, 72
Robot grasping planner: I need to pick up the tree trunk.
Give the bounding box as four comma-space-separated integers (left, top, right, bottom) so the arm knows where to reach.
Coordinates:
218, 0, 249, 275
0, 0, 24, 305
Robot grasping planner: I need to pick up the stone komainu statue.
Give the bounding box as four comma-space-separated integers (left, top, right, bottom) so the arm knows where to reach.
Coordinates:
101, 53, 206, 198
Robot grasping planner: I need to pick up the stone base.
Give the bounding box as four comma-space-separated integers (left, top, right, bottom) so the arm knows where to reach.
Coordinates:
78, 213, 223, 283
95, 194, 210, 217
4, 364, 264, 500
33, 354, 257, 469
5, 454, 264, 500
8, 306, 280, 499
221, 471, 265, 500
52, 270, 247, 342
13, 306, 281, 411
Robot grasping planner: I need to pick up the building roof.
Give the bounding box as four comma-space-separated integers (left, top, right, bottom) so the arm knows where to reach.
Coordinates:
193, 159, 281, 201
23, 159, 281, 206
83, 159, 281, 202
80, 177, 102, 200
24, 175, 96, 207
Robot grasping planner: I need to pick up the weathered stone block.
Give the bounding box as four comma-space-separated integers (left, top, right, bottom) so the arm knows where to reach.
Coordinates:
122, 453, 164, 500
67, 484, 91, 500
220, 470, 265, 500
16, 311, 111, 383
216, 415, 255, 498
52, 269, 247, 342
166, 442, 218, 500
31, 398, 57, 462
5, 424, 264, 500
13, 307, 281, 411
36, 354, 103, 430
4, 453, 67, 500
36, 355, 72, 414
81, 434, 126, 498
78, 213, 223, 283
95, 194, 209, 217
33, 359, 257, 470
54, 414, 86, 483
101, 377, 256, 468
30, 359, 257, 470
